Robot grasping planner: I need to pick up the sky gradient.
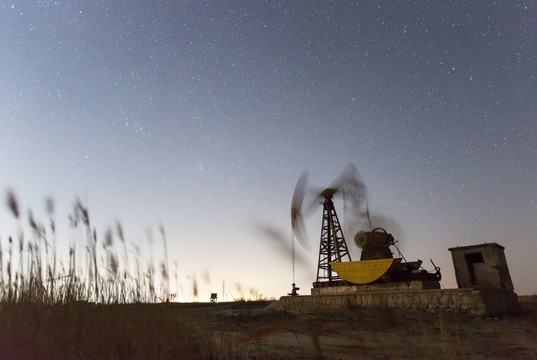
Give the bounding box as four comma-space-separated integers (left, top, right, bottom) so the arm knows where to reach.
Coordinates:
1, 1, 536, 299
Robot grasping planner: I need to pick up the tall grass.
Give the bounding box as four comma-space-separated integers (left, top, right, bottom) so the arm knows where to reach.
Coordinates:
0, 191, 284, 359
0, 190, 171, 305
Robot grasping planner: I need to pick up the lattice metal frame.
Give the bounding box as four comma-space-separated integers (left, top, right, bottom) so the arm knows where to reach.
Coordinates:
315, 190, 352, 286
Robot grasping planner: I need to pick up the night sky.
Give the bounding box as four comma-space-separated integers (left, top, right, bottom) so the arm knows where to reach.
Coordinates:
1, 1, 536, 300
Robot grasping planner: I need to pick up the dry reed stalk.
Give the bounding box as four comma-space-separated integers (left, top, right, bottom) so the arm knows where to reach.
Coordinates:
160, 224, 170, 301
0, 237, 4, 293
2, 190, 180, 305
6, 190, 19, 219
7, 236, 13, 302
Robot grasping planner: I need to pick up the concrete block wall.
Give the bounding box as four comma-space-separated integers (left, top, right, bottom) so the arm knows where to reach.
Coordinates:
279, 288, 520, 316
311, 280, 440, 295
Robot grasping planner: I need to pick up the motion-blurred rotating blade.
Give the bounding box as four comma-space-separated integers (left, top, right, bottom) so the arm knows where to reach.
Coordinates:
255, 224, 309, 267
332, 163, 371, 234
291, 171, 310, 248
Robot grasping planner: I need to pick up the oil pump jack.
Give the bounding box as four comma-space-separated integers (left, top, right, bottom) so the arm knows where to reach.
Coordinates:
291, 164, 441, 290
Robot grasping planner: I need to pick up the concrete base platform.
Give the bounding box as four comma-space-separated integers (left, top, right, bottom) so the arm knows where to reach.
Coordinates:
279, 288, 521, 317
311, 280, 440, 295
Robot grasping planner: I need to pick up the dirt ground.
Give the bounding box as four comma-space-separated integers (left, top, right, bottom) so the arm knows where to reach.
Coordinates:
202, 296, 537, 359
1, 296, 536, 359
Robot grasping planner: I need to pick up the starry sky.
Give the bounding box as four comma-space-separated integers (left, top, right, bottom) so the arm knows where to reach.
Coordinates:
1, 1, 536, 300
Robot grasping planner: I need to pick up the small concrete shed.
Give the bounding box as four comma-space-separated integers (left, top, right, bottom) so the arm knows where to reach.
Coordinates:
448, 243, 514, 290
